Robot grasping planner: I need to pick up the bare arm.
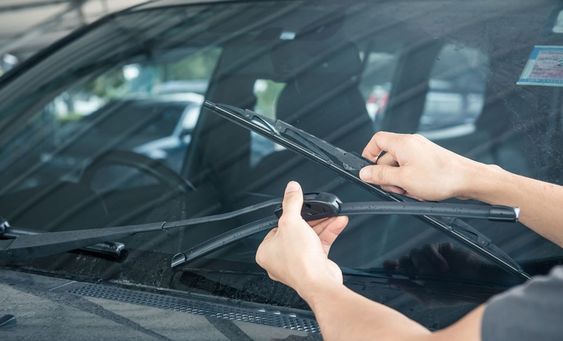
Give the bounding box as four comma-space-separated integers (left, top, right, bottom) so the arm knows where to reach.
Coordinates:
256, 182, 485, 341
307, 282, 484, 341
465, 164, 563, 246
256, 132, 562, 341
359, 132, 563, 247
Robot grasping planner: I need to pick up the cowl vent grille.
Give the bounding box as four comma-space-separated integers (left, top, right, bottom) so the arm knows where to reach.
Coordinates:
66, 283, 319, 333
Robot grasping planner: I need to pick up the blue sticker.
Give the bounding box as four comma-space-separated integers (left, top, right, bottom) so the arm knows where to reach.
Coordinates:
518, 46, 563, 87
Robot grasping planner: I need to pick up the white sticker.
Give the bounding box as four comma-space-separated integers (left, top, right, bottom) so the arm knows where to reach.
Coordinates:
518, 46, 563, 87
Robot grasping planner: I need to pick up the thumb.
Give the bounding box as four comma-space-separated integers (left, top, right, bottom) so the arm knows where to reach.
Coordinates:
280, 181, 304, 223
359, 165, 403, 187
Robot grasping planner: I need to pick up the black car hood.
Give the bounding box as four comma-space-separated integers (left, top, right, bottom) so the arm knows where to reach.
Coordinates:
0, 269, 320, 340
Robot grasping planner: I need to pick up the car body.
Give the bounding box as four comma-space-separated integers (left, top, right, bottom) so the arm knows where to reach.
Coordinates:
0, 0, 562, 339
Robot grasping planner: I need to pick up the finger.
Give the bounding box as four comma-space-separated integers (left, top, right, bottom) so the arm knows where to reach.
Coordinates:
381, 185, 406, 195
404, 193, 424, 201
359, 164, 404, 187
318, 216, 348, 254
374, 153, 402, 194
311, 218, 334, 235
255, 241, 268, 268
255, 228, 278, 266
376, 152, 398, 166
361, 131, 403, 160
279, 181, 304, 227
263, 227, 278, 241
309, 218, 329, 227
267, 272, 279, 282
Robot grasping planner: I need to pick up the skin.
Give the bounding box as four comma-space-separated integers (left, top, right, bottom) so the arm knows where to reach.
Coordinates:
256, 131, 563, 341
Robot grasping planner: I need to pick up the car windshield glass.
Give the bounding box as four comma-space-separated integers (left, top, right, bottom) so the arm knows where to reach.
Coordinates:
0, 0, 562, 328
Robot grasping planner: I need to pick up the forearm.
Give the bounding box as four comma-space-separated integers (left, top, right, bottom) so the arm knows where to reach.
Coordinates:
463, 162, 563, 247
304, 283, 431, 341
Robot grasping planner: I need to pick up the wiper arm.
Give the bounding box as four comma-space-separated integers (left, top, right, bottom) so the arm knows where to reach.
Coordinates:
0, 199, 281, 261
203, 101, 530, 281
171, 193, 525, 283
0, 219, 126, 259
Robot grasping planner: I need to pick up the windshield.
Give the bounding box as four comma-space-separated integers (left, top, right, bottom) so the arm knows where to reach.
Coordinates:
0, 0, 562, 329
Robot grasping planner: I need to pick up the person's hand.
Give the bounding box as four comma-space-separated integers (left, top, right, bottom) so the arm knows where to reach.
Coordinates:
359, 132, 480, 201
255, 181, 348, 301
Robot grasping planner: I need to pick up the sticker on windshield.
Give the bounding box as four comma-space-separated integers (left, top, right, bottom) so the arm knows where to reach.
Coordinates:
518, 46, 563, 87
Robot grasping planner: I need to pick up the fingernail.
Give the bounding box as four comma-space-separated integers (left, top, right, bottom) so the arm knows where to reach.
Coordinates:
285, 181, 301, 194
359, 167, 370, 180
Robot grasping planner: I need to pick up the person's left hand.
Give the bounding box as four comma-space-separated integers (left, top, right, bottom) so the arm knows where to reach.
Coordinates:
255, 181, 349, 302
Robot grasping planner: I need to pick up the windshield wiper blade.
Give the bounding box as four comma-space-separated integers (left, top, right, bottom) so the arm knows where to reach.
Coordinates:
206, 101, 384, 193
171, 193, 524, 282
203, 101, 530, 281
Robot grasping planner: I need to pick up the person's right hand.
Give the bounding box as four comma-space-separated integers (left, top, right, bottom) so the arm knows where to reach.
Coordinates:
359, 132, 480, 201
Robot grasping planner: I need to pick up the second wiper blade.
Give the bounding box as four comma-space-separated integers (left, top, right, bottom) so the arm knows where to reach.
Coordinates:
171, 193, 523, 278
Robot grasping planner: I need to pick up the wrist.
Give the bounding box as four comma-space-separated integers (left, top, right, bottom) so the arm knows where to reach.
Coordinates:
460, 162, 512, 203
450, 157, 485, 199
299, 280, 345, 310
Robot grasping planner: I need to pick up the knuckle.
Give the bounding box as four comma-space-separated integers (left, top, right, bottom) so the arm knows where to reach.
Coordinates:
283, 192, 298, 205
282, 195, 292, 205
407, 135, 419, 144
255, 243, 269, 264
255, 253, 263, 266
373, 133, 385, 145
362, 166, 373, 180
375, 167, 387, 183
413, 133, 425, 141
375, 131, 389, 139
278, 216, 291, 226
256, 252, 269, 268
